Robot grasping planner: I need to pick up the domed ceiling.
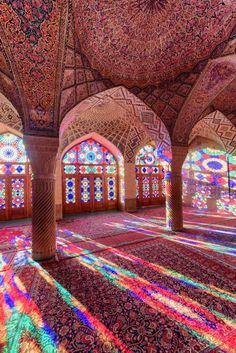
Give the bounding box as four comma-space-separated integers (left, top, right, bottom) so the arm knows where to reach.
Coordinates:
75, 0, 235, 86
211, 78, 236, 114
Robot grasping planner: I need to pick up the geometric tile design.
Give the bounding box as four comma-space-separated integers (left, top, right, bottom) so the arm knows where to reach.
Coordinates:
0, 1, 68, 134
189, 119, 224, 149
203, 111, 236, 155
60, 87, 171, 162
0, 102, 22, 132
60, 93, 151, 163
74, 1, 235, 86
190, 110, 236, 156
173, 55, 236, 145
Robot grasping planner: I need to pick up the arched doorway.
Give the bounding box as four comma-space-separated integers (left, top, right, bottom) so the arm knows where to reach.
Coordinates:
182, 144, 236, 214
0, 133, 31, 220
62, 138, 119, 214
135, 144, 165, 207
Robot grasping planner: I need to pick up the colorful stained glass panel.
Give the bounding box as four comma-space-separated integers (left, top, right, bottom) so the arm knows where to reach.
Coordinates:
140, 166, 159, 174
0, 165, 7, 174
0, 179, 6, 209
66, 178, 76, 204
63, 139, 117, 166
12, 178, 24, 208
152, 177, 159, 198
63, 147, 77, 164
94, 177, 103, 202
78, 140, 103, 165
104, 150, 116, 165
107, 177, 116, 201
0, 164, 25, 175
106, 166, 117, 174
142, 177, 150, 198
136, 145, 159, 166
182, 148, 233, 212
64, 165, 76, 174
0, 133, 27, 163
79, 166, 103, 174
81, 177, 90, 203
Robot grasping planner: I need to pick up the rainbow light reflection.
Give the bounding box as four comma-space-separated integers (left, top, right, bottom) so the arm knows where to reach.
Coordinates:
1, 249, 132, 353
0, 253, 67, 353
57, 230, 236, 352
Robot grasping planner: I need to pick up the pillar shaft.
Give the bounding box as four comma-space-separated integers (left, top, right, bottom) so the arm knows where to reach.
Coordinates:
24, 135, 59, 260
166, 146, 188, 231
124, 162, 137, 212
55, 158, 63, 220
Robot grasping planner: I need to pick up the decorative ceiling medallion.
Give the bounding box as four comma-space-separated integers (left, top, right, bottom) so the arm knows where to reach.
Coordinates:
133, 0, 168, 15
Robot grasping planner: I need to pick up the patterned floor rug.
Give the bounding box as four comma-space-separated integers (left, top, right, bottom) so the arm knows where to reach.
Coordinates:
1, 207, 236, 353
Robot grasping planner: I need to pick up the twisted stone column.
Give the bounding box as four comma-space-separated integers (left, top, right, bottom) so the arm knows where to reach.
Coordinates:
24, 135, 59, 261
124, 162, 137, 212
166, 146, 188, 231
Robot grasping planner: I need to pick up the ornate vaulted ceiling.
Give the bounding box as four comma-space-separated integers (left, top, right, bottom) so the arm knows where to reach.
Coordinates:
211, 78, 236, 114
74, 0, 235, 86
0, 0, 68, 135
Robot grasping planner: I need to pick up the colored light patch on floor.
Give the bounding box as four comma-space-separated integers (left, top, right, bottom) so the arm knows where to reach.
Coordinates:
53, 239, 236, 352
1, 207, 236, 352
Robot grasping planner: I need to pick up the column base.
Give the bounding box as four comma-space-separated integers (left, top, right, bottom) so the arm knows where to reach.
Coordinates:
207, 198, 218, 212
183, 195, 193, 207
166, 225, 184, 233
125, 198, 137, 212
56, 204, 63, 220
32, 247, 56, 262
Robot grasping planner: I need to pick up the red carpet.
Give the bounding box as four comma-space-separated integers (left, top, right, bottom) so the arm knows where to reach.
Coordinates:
1, 207, 236, 352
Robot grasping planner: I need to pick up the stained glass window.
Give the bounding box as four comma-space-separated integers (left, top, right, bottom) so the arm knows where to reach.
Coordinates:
136, 145, 159, 166
81, 177, 90, 203
0, 133, 31, 219
63, 139, 118, 212
142, 177, 150, 198
0, 164, 26, 175
182, 147, 236, 213
0, 179, 6, 209
152, 177, 159, 198
107, 177, 116, 201
94, 177, 103, 202
79, 166, 103, 174
63, 139, 116, 166
64, 165, 76, 174
63, 147, 77, 164
66, 178, 76, 204
0, 133, 27, 163
11, 178, 24, 208
136, 144, 165, 206
106, 166, 116, 174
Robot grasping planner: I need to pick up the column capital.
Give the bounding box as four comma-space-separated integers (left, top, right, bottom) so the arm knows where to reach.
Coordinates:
171, 145, 188, 174
24, 135, 59, 177
172, 145, 188, 158
24, 135, 59, 154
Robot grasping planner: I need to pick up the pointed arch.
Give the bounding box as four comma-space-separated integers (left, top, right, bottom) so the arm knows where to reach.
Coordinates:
61, 133, 125, 212
60, 86, 170, 163
190, 110, 236, 155
173, 55, 236, 145
0, 131, 31, 220
0, 92, 23, 132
